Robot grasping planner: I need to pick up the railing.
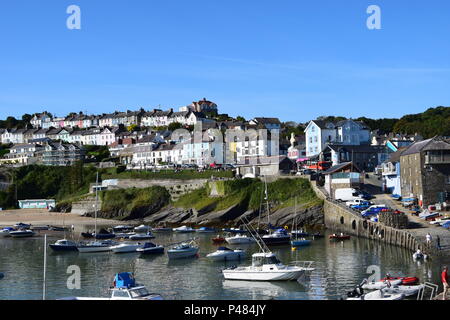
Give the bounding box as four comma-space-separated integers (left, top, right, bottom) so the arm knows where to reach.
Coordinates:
288, 261, 315, 270
417, 282, 439, 300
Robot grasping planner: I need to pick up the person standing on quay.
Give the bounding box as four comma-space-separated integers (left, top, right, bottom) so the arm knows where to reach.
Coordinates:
442, 266, 449, 300
436, 235, 441, 250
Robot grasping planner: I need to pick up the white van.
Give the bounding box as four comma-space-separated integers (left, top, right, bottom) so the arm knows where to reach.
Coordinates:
334, 188, 361, 202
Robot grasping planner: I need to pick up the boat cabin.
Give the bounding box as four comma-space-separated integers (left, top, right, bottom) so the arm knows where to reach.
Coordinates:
251, 253, 281, 267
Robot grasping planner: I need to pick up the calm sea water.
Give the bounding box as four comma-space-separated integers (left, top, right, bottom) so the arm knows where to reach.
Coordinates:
0, 227, 446, 300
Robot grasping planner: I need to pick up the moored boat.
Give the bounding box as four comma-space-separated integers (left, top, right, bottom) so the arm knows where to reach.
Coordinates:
195, 227, 216, 233
49, 239, 78, 252
206, 247, 246, 261
329, 233, 351, 241
212, 235, 226, 244
77, 240, 116, 253
262, 229, 291, 245
60, 272, 163, 300
136, 242, 164, 255
173, 226, 195, 233
167, 240, 199, 259
222, 252, 314, 281
9, 229, 35, 238
0, 227, 15, 238
291, 239, 312, 247
129, 232, 155, 241
110, 242, 144, 253
225, 234, 256, 245
134, 225, 151, 233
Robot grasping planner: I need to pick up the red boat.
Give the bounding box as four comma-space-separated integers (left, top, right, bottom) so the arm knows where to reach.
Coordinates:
381, 276, 419, 285
212, 236, 225, 244
329, 234, 351, 241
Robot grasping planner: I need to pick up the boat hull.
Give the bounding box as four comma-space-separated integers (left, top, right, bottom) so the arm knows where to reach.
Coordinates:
261, 236, 291, 245
222, 269, 304, 281
137, 247, 165, 255
77, 246, 111, 253
207, 252, 245, 261
49, 244, 78, 252
291, 240, 311, 247
225, 237, 255, 244
167, 248, 199, 259
9, 231, 35, 238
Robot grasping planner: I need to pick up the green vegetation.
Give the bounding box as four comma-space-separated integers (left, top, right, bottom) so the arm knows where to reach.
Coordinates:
317, 106, 450, 138
102, 168, 234, 180
100, 186, 170, 220
173, 178, 322, 212
0, 163, 98, 209
84, 145, 111, 163
0, 144, 12, 157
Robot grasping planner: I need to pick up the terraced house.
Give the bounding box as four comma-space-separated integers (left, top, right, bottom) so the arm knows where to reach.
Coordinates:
42, 142, 85, 166
400, 137, 450, 207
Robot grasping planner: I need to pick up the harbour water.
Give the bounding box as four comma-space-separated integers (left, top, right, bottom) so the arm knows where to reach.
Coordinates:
0, 228, 445, 300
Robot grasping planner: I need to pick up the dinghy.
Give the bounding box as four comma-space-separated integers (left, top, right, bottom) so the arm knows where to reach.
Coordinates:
0, 227, 15, 238
225, 234, 256, 244
9, 229, 35, 238
129, 232, 155, 240
381, 284, 424, 297
362, 279, 402, 290
167, 240, 199, 259
347, 289, 404, 300
173, 226, 195, 233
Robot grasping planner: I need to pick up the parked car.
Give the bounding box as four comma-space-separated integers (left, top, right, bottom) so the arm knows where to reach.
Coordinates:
357, 191, 374, 200
346, 199, 374, 207
361, 205, 390, 217
334, 188, 361, 202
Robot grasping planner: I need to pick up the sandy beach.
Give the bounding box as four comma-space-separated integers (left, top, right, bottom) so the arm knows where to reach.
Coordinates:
0, 209, 123, 230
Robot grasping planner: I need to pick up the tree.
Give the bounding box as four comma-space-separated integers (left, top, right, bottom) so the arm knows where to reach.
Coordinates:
168, 122, 183, 131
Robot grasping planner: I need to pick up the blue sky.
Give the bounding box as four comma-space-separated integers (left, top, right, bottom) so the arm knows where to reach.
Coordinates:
1, 0, 450, 123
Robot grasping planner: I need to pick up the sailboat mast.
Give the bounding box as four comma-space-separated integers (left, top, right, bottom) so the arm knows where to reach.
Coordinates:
94, 171, 99, 235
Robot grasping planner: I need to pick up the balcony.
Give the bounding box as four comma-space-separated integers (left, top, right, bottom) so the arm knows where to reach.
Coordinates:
425, 151, 450, 165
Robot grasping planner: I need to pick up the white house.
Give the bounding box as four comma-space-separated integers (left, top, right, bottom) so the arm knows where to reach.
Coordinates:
304, 119, 370, 157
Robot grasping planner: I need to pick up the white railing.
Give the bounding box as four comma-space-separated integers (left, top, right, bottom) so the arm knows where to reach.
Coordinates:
288, 261, 315, 269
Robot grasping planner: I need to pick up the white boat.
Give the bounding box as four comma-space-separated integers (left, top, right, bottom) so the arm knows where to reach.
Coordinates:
167, 241, 199, 259
77, 240, 116, 253
61, 272, 163, 300
222, 252, 314, 281
129, 232, 155, 240
134, 225, 151, 233
9, 229, 35, 238
110, 243, 145, 253
0, 227, 15, 238
347, 289, 404, 300
381, 284, 425, 297
225, 234, 256, 244
361, 279, 403, 290
14, 223, 31, 229
206, 247, 246, 261
173, 226, 195, 233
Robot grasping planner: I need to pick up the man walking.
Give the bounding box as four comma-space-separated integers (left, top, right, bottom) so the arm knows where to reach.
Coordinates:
442, 266, 449, 300
436, 235, 441, 250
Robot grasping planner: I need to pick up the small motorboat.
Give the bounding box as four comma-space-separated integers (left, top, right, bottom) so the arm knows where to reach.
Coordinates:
134, 225, 151, 233
60, 272, 163, 300
206, 247, 246, 261
167, 240, 199, 259
347, 289, 404, 300
173, 226, 195, 233
381, 284, 425, 297
110, 243, 144, 253
49, 239, 78, 252
362, 279, 403, 290
380, 275, 419, 286
195, 227, 216, 233
129, 232, 155, 241
329, 233, 351, 241
222, 252, 314, 281
291, 239, 312, 247
212, 235, 226, 244
77, 240, 117, 253
9, 229, 35, 238
14, 223, 31, 229
225, 234, 256, 245
262, 229, 291, 245
0, 227, 15, 238
113, 225, 134, 232
136, 242, 164, 255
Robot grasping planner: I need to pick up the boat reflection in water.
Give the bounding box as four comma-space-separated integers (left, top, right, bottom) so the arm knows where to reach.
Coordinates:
222, 280, 301, 299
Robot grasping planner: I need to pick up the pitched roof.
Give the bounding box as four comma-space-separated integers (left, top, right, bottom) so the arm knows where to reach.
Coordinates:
323, 162, 361, 174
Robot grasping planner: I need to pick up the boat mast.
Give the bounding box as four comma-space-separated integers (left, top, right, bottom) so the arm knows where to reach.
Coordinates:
43, 234, 47, 300
94, 171, 99, 236
264, 176, 270, 232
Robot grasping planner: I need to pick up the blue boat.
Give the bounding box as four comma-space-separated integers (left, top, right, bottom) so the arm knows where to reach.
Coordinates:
291, 239, 312, 247
195, 227, 216, 233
